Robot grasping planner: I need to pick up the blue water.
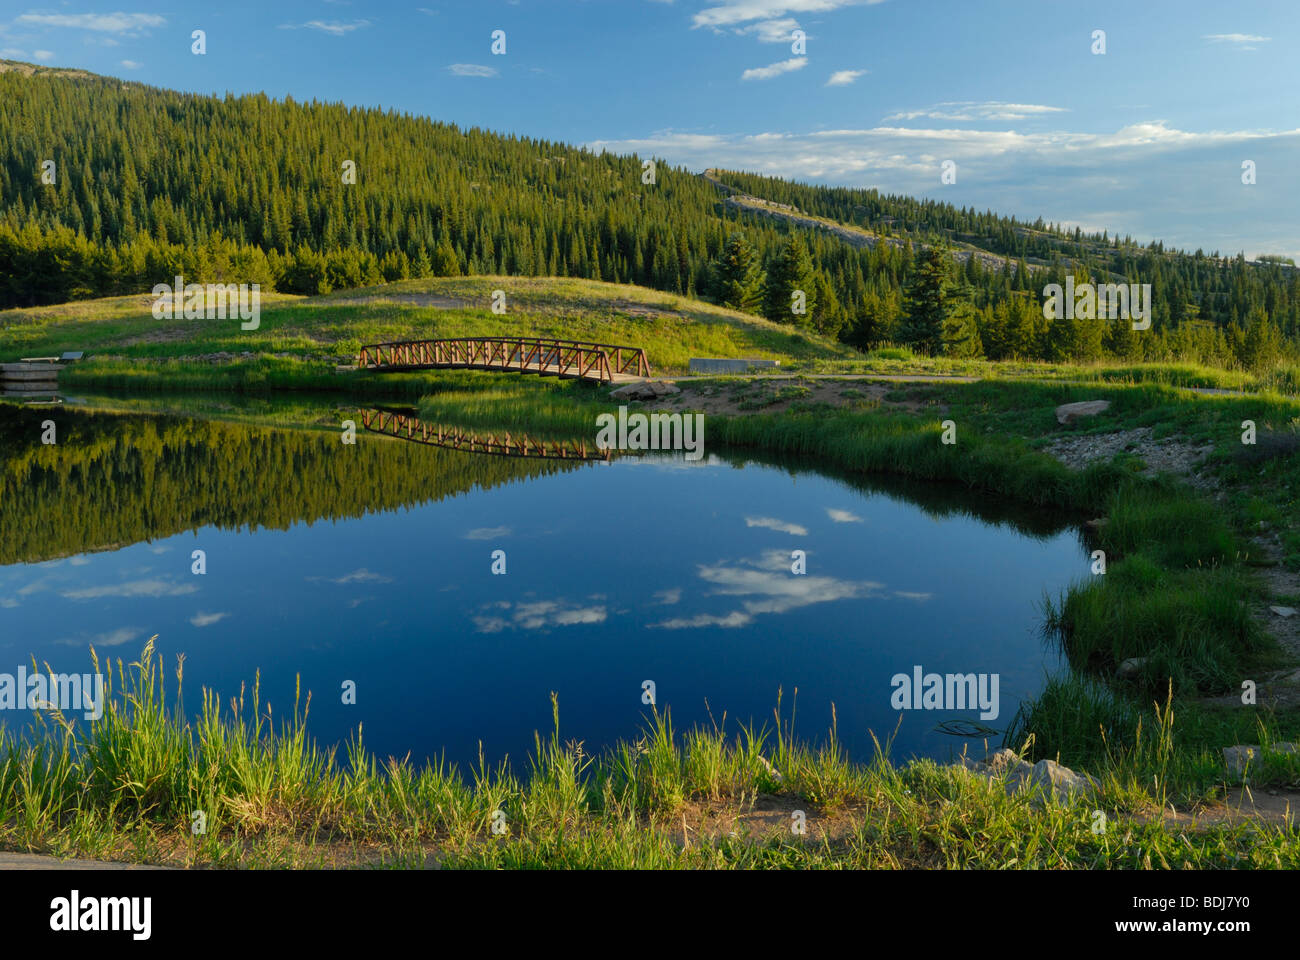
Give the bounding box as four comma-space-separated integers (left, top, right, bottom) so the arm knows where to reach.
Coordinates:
0, 420, 1088, 771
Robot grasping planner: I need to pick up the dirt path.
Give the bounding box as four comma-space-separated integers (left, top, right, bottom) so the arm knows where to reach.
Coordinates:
0, 851, 169, 870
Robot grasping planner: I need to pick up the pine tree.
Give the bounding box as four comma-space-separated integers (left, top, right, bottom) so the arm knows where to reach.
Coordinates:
710, 232, 763, 311
898, 247, 951, 355
763, 235, 816, 324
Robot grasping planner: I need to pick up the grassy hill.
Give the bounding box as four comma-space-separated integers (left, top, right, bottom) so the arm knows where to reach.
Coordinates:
2, 59, 1297, 373
0, 276, 857, 391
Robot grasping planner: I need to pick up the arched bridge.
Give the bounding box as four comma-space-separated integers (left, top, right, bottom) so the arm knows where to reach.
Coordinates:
356, 337, 651, 384
360, 408, 611, 461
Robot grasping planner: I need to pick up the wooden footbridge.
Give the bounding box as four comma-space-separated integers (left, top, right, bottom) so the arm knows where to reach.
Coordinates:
360, 409, 612, 462
356, 337, 650, 384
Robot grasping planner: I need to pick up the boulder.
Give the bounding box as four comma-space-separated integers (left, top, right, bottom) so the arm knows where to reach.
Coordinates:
1029, 759, 1096, 801
958, 749, 1095, 802
609, 380, 680, 402
756, 755, 784, 785
1223, 742, 1300, 777
1269, 606, 1297, 619
1117, 657, 1148, 678
1056, 400, 1111, 425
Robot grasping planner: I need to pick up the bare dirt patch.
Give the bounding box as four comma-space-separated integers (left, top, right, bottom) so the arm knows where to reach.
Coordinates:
1155, 787, 1300, 828
640, 379, 946, 418
680, 794, 860, 844
320, 294, 472, 310
607, 298, 684, 321
118, 323, 203, 346
1043, 427, 1217, 491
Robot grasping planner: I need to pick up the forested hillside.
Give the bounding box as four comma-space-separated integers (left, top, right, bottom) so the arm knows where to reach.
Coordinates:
1, 61, 1296, 369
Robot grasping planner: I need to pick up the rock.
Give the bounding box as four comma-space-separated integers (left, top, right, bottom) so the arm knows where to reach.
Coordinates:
1223, 742, 1300, 777
610, 380, 679, 402
609, 383, 643, 400
1269, 606, 1298, 619
756, 755, 784, 784
1084, 518, 1109, 530
648, 380, 680, 397
1029, 759, 1096, 801
1055, 400, 1111, 425
956, 749, 1093, 803
1117, 657, 1148, 678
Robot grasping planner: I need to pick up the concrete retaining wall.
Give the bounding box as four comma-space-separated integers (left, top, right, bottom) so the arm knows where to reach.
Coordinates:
688, 358, 781, 374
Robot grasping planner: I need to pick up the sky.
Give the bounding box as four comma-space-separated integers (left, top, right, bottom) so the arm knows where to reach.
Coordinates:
1, 0, 1297, 258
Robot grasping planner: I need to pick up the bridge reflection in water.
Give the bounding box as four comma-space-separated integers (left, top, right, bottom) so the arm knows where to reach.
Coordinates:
360, 408, 612, 462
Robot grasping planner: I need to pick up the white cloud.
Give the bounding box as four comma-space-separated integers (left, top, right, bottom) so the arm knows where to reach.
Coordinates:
279, 19, 371, 35
61, 579, 197, 600
653, 611, 753, 629
652, 550, 884, 628
653, 587, 682, 605
120, 59, 141, 69
16, 12, 164, 34
746, 515, 807, 535
189, 611, 229, 627
316, 568, 393, 585
1, 48, 27, 58
826, 508, 862, 523
885, 101, 1067, 122
32, 49, 53, 60
1203, 33, 1270, 49
737, 17, 800, 42
91, 627, 142, 647
448, 63, 498, 77
464, 526, 510, 540
57, 627, 142, 648
472, 599, 607, 632
741, 56, 805, 80
826, 69, 865, 86
587, 120, 1297, 185
694, 0, 878, 30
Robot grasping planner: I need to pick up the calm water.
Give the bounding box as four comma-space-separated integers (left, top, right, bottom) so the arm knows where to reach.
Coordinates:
0, 400, 1089, 769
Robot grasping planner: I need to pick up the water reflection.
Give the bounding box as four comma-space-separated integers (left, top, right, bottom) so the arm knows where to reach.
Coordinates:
360, 407, 612, 461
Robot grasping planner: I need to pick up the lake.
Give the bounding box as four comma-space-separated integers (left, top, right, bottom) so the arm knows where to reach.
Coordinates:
0, 398, 1090, 771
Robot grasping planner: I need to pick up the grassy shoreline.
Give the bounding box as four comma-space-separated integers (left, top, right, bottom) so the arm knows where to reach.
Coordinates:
4, 279, 1299, 868
2, 373, 1298, 867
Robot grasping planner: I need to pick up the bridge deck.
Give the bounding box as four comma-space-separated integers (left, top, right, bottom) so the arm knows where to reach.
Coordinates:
357, 337, 651, 384
360, 409, 611, 461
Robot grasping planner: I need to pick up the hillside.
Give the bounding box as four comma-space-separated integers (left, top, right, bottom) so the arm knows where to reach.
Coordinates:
0, 61, 1297, 369
0, 276, 856, 388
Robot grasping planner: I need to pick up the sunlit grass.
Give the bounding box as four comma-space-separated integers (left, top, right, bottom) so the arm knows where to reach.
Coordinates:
3, 642, 1298, 869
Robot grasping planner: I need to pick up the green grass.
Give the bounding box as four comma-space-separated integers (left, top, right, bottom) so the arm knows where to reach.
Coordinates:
8, 276, 1296, 396
6, 284, 1300, 867
3, 640, 1299, 869
2, 277, 856, 385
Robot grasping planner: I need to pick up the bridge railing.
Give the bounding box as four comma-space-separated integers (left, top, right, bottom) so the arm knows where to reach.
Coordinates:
359, 408, 611, 461
356, 336, 650, 383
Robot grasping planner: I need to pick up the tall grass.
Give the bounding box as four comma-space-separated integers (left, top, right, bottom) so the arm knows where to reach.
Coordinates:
4, 642, 1299, 868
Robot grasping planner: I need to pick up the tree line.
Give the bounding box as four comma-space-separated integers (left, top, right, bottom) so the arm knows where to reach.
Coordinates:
1, 68, 1296, 370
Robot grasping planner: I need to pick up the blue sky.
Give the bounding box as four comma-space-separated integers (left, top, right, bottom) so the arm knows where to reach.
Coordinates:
2, 0, 1297, 258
